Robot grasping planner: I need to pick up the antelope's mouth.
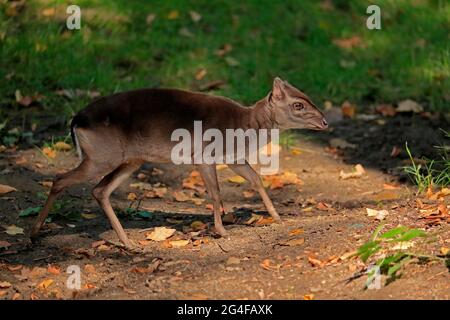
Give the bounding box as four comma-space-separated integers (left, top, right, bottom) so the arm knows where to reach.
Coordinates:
310, 118, 329, 130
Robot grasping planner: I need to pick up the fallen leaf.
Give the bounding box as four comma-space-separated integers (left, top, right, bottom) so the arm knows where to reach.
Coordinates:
173, 190, 190, 202
91, 240, 106, 248
81, 213, 97, 220
41, 8, 55, 17
42, 147, 56, 159
289, 228, 304, 236
12, 293, 21, 300
189, 10, 202, 22
371, 190, 400, 202
53, 141, 71, 151
339, 164, 365, 179
227, 175, 246, 184
341, 101, 356, 118
84, 264, 96, 273
0, 184, 17, 194
285, 238, 305, 246
37, 279, 54, 290
383, 183, 401, 190
39, 181, 53, 188
440, 247, 449, 256
130, 182, 153, 191
316, 202, 332, 211
366, 208, 388, 220
179, 27, 194, 38
333, 35, 363, 49
195, 68, 207, 80
144, 187, 168, 199
215, 44, 233, 57
191, 221, 207, 231
226, 257, 241, 265
224, 56, 240, 67
146, 227, 176, 241
390, 146, 402, 158
0, 290, 7, 297
146, 13, 156, 25
169, 239, 190, 248
262, 171, 303, 190
396, 99, 423, 113
303, 294, 315, 300
376, 104, 396, 117
30, 292, 39, 300
167, 10, 179, 19
255, 217, 274, 225
47, 265, 60, 275
5, 225, 24, 235
244, 214, 262, 225
127, 192, 138, 201
308, 256, 325, 268
243, 190, 255, 198
392, 241, 415, 250
0, 281, 11, 289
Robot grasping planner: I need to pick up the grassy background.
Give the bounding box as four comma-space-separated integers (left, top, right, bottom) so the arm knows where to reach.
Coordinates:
0, 0, 449, 130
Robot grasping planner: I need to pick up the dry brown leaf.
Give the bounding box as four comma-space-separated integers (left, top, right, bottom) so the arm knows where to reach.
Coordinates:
333, 36, 363, 49
227, 175, 246, 184
146, 227, 176, 241
339, 164, 365, 179
42, 147, 56, 159
215, 44, 233, 57
376, 104, 396, 117
244, 214, 262, 225
0, 281, 11, 289
169, 239, 190, 248
0, 184, 17, 194
243, 190, 255, 198
37, 279, 54, 290
383, 183, 400, 190
341, 101, 356, 118
316, 202, 332, 211
47, 265, 60, 275
144, 187, 168, 199
195, 68, 207, 80
289, 228, 304, 236
127, 192, 138, 201
285, 238, 305, 246
53, 141, 71, 151
308, 255, 325, 268
189, 10, 202, 22
262, 171, 303, 190
366, 208, 388, 220
167, 10, 179, 19
390, 146, 402, 158
5, 225, 24, 235
84, 264, 96, 274
255, 217, 274, 225
303, 294, 315, 300
191, 220, 207, 231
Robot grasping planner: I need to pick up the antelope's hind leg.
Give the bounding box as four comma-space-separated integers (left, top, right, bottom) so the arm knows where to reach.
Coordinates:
30, 159, 108, 238
92, 161, 142, 248
197, 164, 227, 236
228, 162, 281, 221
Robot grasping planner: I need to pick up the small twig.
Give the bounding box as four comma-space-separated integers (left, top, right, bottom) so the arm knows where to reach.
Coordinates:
33, 255, 52, 261
216, 242, 229, 253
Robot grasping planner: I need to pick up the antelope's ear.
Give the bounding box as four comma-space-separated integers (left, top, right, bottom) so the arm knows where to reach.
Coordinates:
271, 77, 287, 102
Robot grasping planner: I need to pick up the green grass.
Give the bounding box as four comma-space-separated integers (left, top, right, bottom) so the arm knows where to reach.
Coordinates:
404, 130, 450, 192
0, 0, 449, 131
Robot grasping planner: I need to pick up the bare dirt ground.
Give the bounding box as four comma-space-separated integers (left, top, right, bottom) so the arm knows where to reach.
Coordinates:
0, 114, 449, 300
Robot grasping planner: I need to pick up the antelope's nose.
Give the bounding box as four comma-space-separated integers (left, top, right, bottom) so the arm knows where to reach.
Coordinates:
322, 118, 328, 128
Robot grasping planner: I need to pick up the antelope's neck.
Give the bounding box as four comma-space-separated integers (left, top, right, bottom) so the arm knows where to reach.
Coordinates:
243, 96, 277, 130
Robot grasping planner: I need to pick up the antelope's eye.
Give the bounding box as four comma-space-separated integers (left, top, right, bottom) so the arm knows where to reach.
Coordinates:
292, 102, 304, 111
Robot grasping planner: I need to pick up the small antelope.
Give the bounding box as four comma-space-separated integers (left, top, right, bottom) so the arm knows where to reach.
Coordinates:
31, 77, 328, 248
